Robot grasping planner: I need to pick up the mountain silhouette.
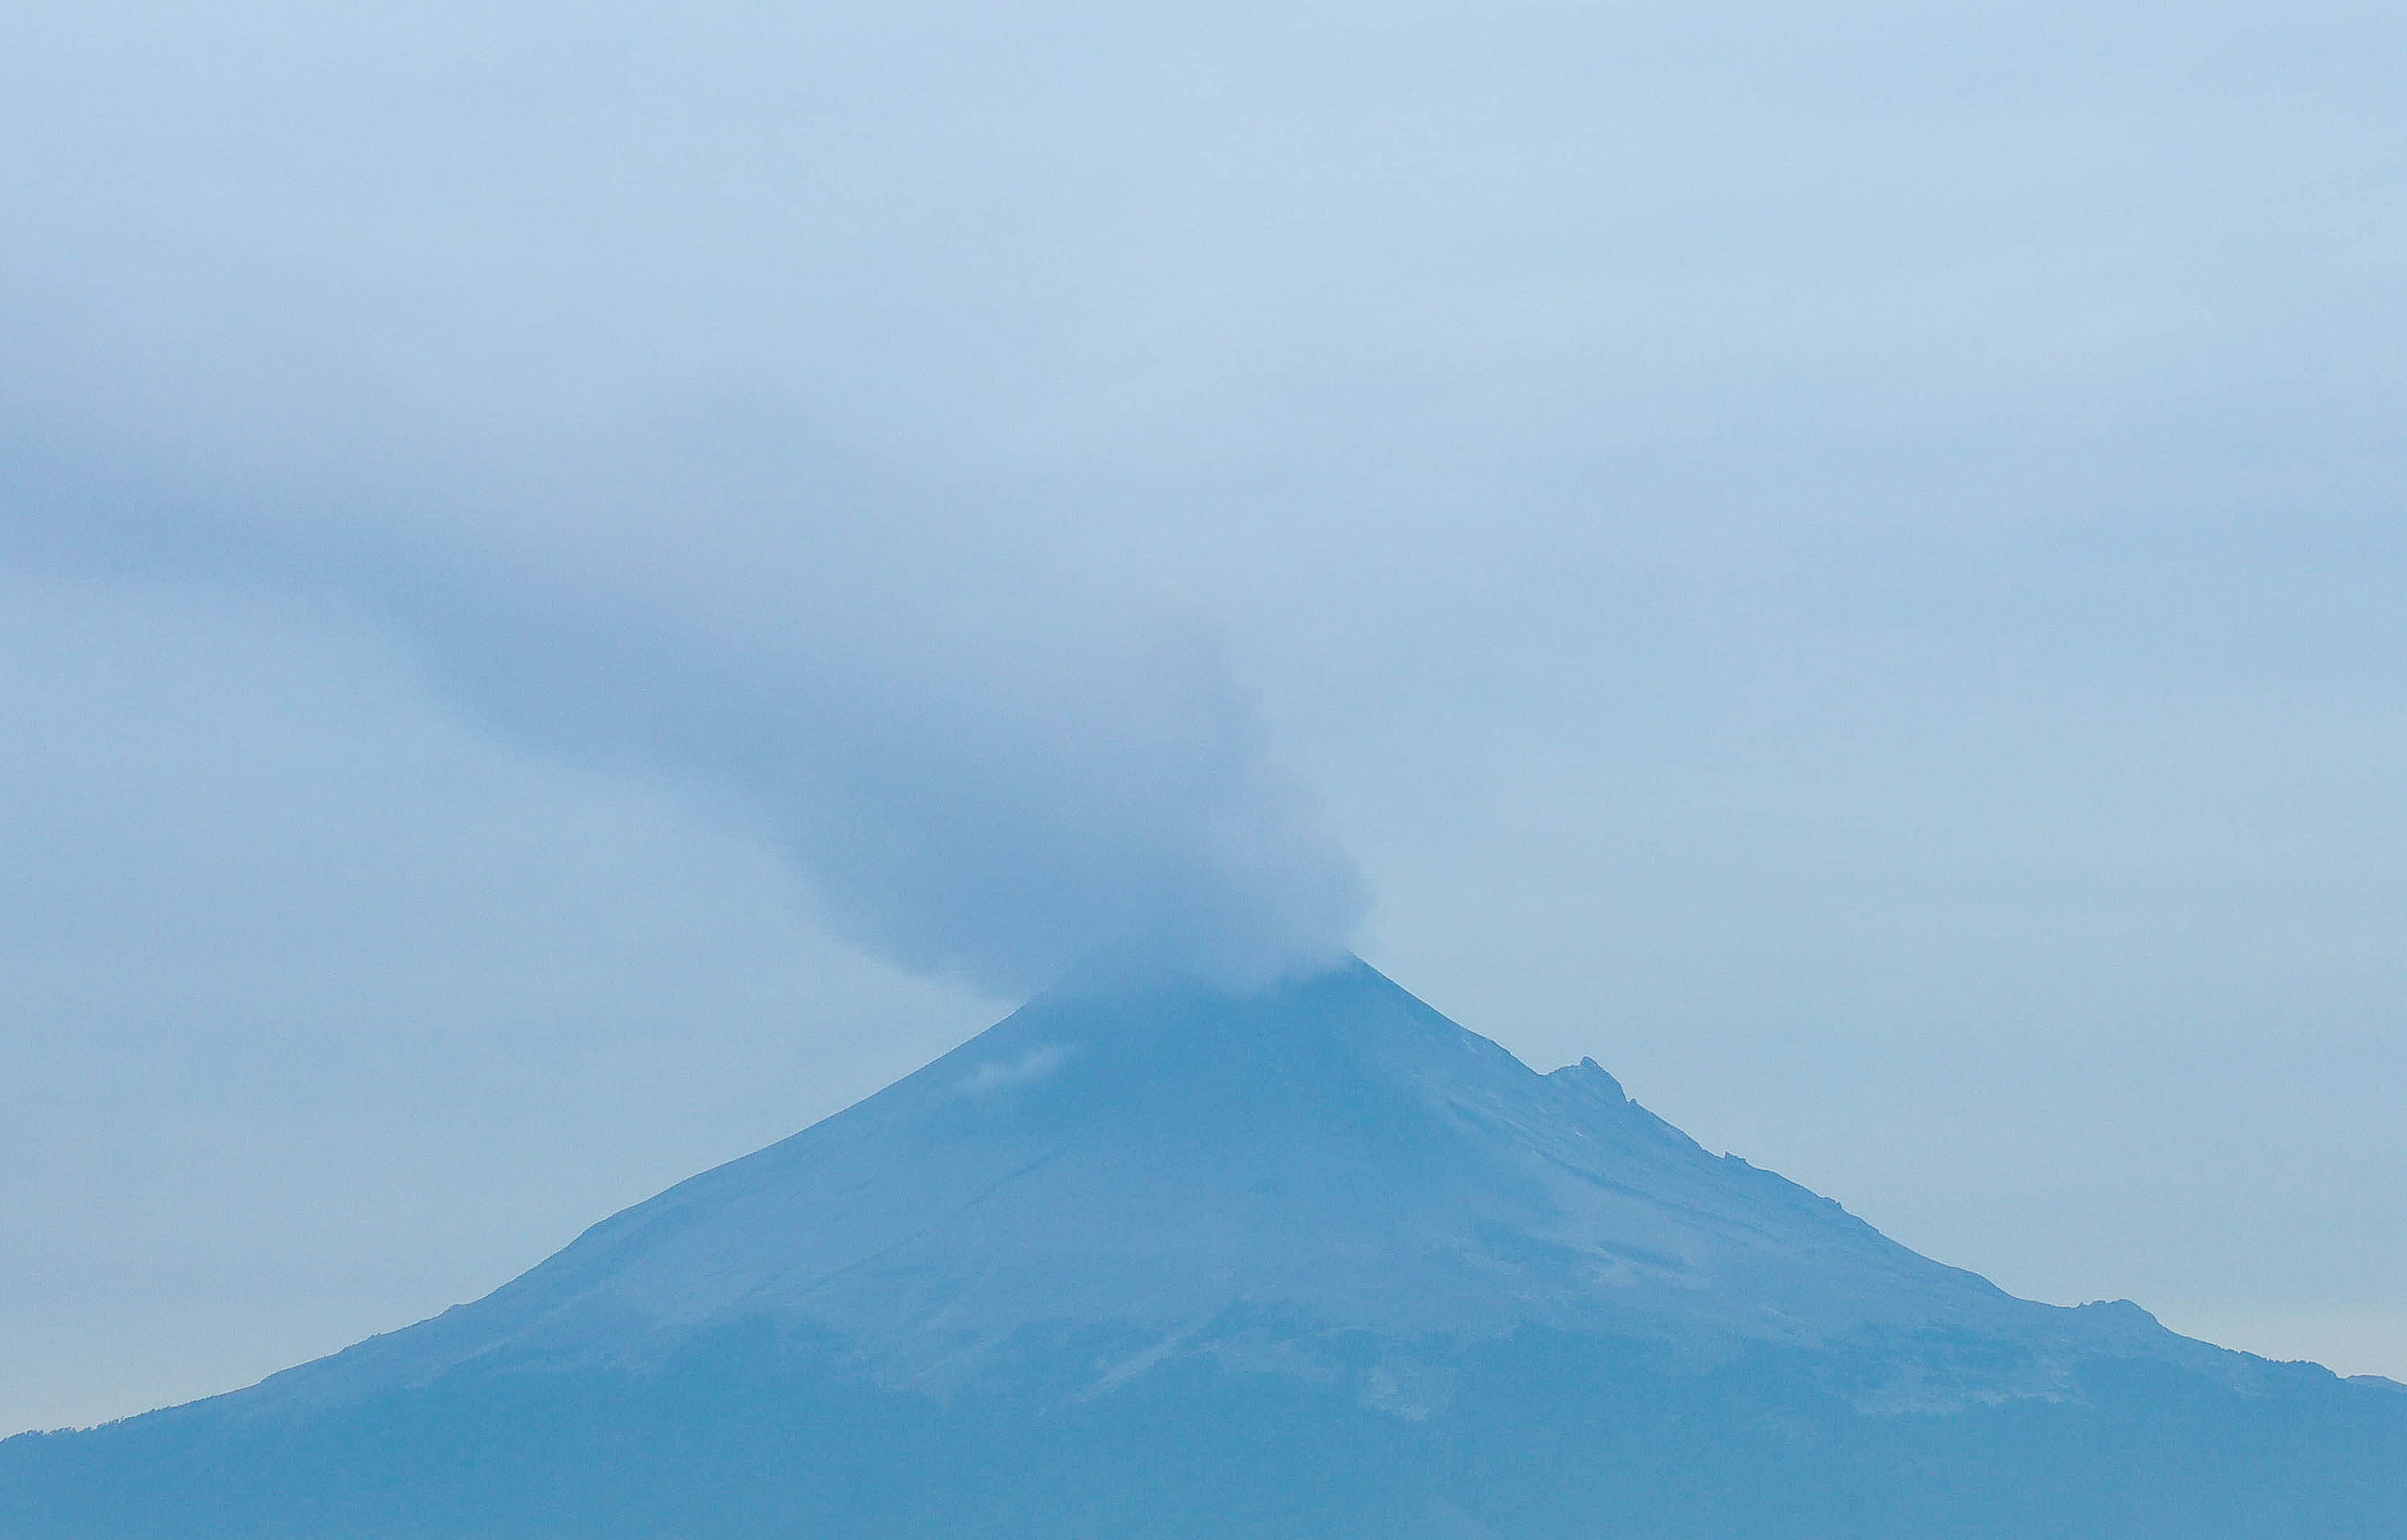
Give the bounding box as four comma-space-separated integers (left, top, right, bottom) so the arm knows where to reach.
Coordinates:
6, 959, 2404, 1537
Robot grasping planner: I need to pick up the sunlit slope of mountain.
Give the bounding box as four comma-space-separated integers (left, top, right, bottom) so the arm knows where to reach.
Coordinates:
6, 960, 2405, 1538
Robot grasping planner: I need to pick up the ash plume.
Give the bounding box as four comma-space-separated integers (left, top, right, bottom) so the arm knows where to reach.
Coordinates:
1, 401, 1366, 997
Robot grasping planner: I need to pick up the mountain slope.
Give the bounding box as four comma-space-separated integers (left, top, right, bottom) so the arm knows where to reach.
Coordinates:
6, 959, 2403, 1538
239, 959, 2234, 1408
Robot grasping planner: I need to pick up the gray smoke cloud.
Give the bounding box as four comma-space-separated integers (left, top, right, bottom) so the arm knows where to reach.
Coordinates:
2, 387, 1367, 996
0, 0, 1386, 992
2, 0, 2399, 1009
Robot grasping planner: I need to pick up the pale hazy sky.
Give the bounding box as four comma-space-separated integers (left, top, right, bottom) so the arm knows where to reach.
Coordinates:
5, 0, 2405, 1432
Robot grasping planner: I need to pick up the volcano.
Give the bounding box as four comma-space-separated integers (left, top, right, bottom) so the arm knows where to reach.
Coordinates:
6, 960, 2404, 1537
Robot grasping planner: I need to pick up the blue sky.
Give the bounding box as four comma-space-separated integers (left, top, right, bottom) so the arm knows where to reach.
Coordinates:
3, 0, 2405, 1430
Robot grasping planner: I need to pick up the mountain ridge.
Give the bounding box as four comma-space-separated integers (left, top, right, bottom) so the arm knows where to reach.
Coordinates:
209, 958, 2273, 1418
9, 956, 2403, 1538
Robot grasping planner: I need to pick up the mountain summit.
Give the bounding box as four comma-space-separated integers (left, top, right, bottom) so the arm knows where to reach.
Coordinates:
247, 958, 2220, 1411
7, 961, 2404, 1538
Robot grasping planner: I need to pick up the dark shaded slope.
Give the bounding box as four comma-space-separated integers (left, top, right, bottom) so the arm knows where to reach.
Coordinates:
9, 1326, 2405, 1539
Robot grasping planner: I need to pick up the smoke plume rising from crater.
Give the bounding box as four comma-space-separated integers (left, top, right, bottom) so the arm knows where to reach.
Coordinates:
1, 405, 1368, 996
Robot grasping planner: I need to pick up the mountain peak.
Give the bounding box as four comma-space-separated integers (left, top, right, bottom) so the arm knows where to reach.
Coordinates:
20, 963, 2393, 1539
226, 959, 2248, 1420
